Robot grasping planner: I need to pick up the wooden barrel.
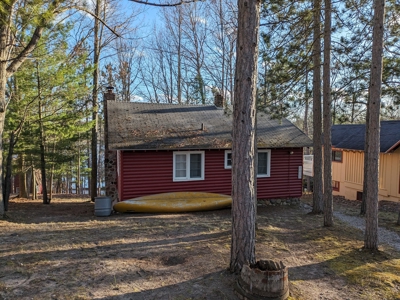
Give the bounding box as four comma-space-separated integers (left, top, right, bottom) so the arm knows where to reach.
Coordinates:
235, 260, 289, 300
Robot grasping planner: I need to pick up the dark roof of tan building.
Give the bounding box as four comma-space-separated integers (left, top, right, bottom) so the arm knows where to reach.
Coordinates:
331, 120, 400, 153
106, 101, 312, 150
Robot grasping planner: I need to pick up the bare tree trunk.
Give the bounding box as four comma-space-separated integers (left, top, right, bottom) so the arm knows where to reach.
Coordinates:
48, 142, 56, 200
230, 0, 260, 273
177, 7, 182, 104
3, 132, 15, 211
36, 62, 49, 205
323, 0, 333, 227
304, 72, 311, 192
31, 167, 37, 200
19, 155, 28, 198
91, 0, 101, 202
0, 32, 7, 216
77, 136, 81, 194
364, 0, 385, 251
312, 0, 324, 214
361, 106, 370, 216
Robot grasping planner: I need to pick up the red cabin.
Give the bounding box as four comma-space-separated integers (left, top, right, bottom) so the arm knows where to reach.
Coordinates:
104, 98, 312, 204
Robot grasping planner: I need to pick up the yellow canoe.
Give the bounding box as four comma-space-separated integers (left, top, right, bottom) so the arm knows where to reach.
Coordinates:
113, 192, 232, 213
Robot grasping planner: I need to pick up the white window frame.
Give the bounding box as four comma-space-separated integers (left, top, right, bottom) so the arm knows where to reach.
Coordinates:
173, 151, 205, 181
224, 150, 232, 169
257, 149, 271, 178
224, 149, 271, 177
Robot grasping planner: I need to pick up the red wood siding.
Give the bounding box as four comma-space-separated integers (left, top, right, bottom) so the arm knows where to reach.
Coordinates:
118, 148, 303, 200
257, 148, 303, 199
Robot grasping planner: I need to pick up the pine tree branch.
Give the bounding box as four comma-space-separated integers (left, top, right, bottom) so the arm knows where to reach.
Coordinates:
6, 27, 44, 77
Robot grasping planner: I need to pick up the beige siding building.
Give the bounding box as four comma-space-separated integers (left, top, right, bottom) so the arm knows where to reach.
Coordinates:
331, 121, 400, 202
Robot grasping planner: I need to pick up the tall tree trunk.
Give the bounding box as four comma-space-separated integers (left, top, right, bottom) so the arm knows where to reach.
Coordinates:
304, 72, 311, 192
36, 62, 49, 204
177, 7, 182, 104
230, 0, 260, 273
3, 132, 15, 211
49, 142, 56, 200
312, 0, 324, 214
361, 104, 369, 216
323, 0, 333, 226
0, 28, 7, 216
91, 0, 101, 202
31, 167, 37, 200
77, 136, 81, 194
19, 155, 28, 198
364, 0, 385, 251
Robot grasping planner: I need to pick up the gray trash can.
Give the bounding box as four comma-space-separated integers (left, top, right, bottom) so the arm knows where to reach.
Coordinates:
94, 196, 112, 217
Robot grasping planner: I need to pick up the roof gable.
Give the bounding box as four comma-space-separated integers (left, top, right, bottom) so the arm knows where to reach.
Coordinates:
331, 120, 400, 153
107, 102, 312, 150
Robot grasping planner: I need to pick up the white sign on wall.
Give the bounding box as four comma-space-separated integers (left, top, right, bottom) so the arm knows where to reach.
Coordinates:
303, 155, 313, 177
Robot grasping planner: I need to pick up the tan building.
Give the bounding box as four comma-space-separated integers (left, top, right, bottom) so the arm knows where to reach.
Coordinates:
331, 121, 400, 202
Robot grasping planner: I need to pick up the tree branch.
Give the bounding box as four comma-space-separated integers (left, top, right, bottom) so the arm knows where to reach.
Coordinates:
68, 5, 121, 38
6, 1, 121, 77
129, 0, 204, 7
6, 26, 45, 77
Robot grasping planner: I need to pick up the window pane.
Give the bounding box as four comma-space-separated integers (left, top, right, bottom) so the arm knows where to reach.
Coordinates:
258, 152, 268, 174
332, 151, 342, 162
227, 153, 232, 166
175, 154, 186, 177
190, 154, 202, 178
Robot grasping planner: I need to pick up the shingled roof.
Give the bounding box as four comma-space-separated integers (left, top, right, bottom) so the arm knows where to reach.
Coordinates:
106, 101, 312, 150
331, 120, 400, 153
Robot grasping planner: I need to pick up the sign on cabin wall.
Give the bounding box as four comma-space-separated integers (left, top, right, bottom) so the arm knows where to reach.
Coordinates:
303, 155, 314, 177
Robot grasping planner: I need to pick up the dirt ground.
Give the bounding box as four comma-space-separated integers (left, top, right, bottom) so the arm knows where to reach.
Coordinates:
1, 195, 400, 300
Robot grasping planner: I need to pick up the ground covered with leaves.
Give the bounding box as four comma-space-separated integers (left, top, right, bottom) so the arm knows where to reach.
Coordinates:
0, 195, 400, 300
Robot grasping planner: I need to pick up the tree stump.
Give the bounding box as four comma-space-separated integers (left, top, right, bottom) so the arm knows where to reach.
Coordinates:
235, 260, 289, 300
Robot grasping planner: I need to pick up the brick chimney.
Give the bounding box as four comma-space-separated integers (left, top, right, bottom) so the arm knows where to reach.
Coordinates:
104, 87, 118, 204
214, 93, 224, 108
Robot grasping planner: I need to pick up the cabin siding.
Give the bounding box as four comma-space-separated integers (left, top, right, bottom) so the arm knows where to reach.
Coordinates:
332, 150, 400, 202
258, 148, 303, 198
117, 148, 303, 200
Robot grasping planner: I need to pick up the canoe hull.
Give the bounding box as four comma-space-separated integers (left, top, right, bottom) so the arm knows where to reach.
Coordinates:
113, 192, 232, 213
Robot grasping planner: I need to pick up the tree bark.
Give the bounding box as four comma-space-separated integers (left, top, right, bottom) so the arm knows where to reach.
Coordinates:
36, 62, 49, 204
91, 0, 101, 202
323, 0, 333, 227
0, 22, 9, 216
3, 132, 15, 211
31, 167, 37, 200
312, 0, 324, 214
304, 72, 310, 192
177, 7, 182, 104
364, 0, 385, 251
361, 102, 369, 216
19, 155, 28, 198
230, 0, 260, 273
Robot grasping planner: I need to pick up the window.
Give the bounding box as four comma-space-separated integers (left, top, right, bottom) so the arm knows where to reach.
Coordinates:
225, 150, 232, 169
332, 180, 340, 191
257, 150, 271, 177
225, 149, 271, 177
173, 151, 204, 181
332, 150, 343, 162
